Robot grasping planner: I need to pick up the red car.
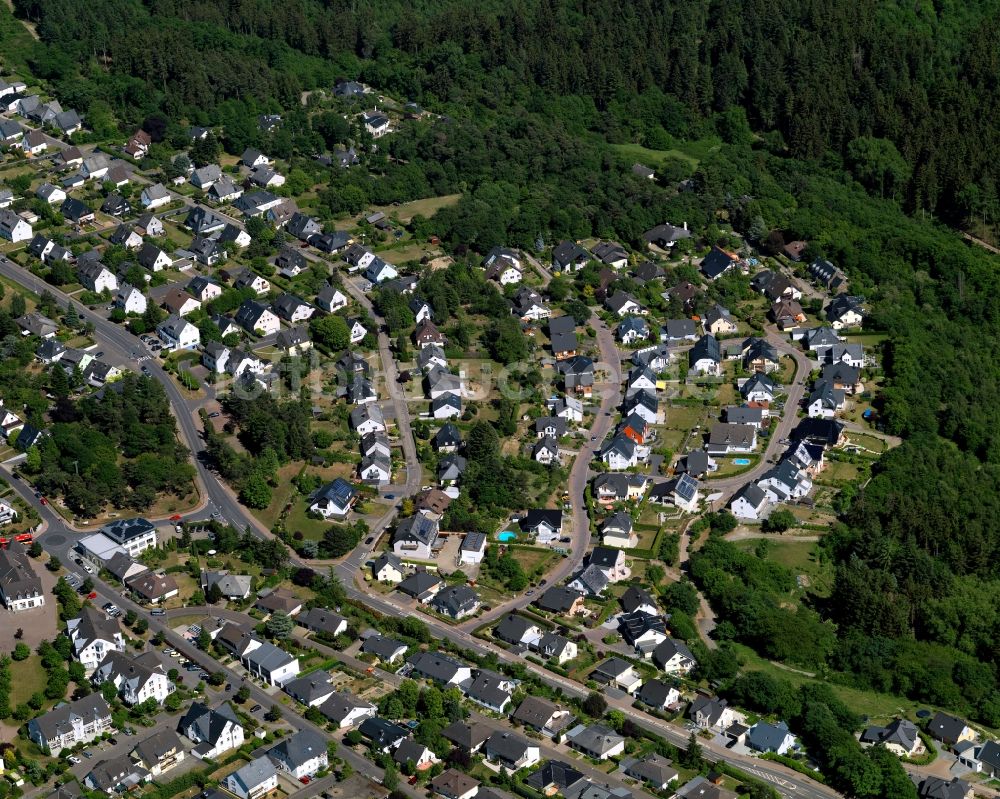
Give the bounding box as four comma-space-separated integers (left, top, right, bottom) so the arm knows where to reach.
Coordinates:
170, 514, 182, 521
87, 592, 97, 600
298, 777, 311, 785
39, 497, 47, 505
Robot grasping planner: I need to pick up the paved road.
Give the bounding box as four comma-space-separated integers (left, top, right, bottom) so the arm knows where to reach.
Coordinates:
459, 313, 622, 630
704, 329, 813, 497
0, 255, 835, 799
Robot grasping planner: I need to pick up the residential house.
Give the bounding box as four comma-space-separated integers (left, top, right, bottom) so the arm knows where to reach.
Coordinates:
0, 539, 44, 612
551, 240, 590, 271
316, 691, 376, 729
511, 286, 550, 321
362, 112, 390, 137
460, 532, 488, 565
36, 182, 66, 205
241, 641, 300, 687
140, 183, 171, 210
127, 572, 180, 604
364, 257, 398, 284
808, 258, 848, 291
600, 434, 638, 470
688, 696, 736, 730
98, 518, 157, 558
201, 570, 253, 601
272, 293, 314, 323
316, 283, 348, 313
224, 757, 277, 799
360, 634, 407, 663
689, 335, 721, 376
548, 396, 584, 424
568, 724, 626, 760
432, 393, 462, 419
601, 511, 636, 548
430, 585, 480, 620
297, 607, 348, 638
61, 197, 95, 225
190, 164, 222, 190
254, 589, 303, 618
464, 669, 515, 713
747, 721, 796, 755
66, 606, 125, 672
393, 511, 440, 560
557, 355, 595, 395
157, 315, 200, 352
703, 304, 739, 336
350, 403, 386, 435
138, 242, 172, 272
619, 611, 668, 655
162, 287, 201, 317
136, 214, 164, 236
526, 762, 586, 797
618, 316, 649, 345
534, 586, 585, 615
78, 261, 117, 293
82, 755, 149, 793
653, 638, 697, 674
235, 300, 280, 336
0, 209, 31, 242
591, 240, 629, 269
606, 290, 644, 316
826, 295, 865, 329
407, 651, 472, 687
706, 423, 757, 455
592, 472, 648, 504
268, 729, 327, 780
643, 222, 692, 249
519, 508, 563, 545
431, 769, 480, 799
109, 223, 143, 250
308, 479, 357, 519
860, 719, 924, 757
484, 731, 540, 771
636, 679, 681, 712
184, 206, 225, 234
549, 315, 578, 358
742, 337, 780, 373
91, 650, 172, 706
927, 712, 975, 749
28, 695, 113, 752
414, 319, 446, 348
700, 246, 739, 280
589, 658, 643, 694
189, 235, 222, 266
131, 729, 185, 777
623, 753, 679, 792
662, 318, 698, 345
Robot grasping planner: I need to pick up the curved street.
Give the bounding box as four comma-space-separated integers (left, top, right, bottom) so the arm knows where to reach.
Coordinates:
0, 253, 838, 799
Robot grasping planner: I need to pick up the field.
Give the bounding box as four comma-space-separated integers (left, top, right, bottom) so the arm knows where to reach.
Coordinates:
610, 137, 722, 169
730, 643, 931, 723
370, 194, 461, 223
9, 655, 48, 707
510, 546, 559, 579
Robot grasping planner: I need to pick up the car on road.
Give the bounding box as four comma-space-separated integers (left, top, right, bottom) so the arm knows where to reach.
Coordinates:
590, 435, 596, 441
198, 672, 209, 680
186, 664, 199, 671
83, 563, 94, 573
526, 589, 534, 596
208, 411, 220, 418
365, 536, 374, 545
95, 352, 103, 358
108, 737, 118, 745
39, 496, 47, 505
225, 683, 231, 691
123, 727, 135, 736
66, 756, 81, 765
384, 493, 394, 499
539, 578, 547, 585
141, 366, 151, 375
299, 777, 311, 785
82, 751, 93, 759
250, 704, 262, 713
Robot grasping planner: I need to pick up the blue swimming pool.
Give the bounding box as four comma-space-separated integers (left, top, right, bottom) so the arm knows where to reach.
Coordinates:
497, 531, 517, 542
733, 458, 751, 466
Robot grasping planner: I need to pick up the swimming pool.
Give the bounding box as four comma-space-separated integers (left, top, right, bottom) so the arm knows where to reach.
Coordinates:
733, 458, 752, 466
497, 531, 517, 542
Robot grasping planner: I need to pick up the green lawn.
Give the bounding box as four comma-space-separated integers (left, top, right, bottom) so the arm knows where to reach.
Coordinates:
9, 655, 47, 707
610, 137, 722, 170
663, 404, 706, 431
730, 643, 931, 723
370, 194, 461, 223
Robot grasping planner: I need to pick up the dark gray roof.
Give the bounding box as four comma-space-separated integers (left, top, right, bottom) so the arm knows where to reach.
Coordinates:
268, 728, 326, 770
525, 760, 585, 792
360, 634, 407, 661
132, 729, 183, 767
407, 651, 469, 683
535, 585, 582, 612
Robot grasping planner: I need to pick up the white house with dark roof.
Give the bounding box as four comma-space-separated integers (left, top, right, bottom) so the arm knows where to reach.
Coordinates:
224, 756, 277, 799
156, 315, 200, 352
267, 729, 327, 780
308, 478, 357, 519
67, 606, 125, 672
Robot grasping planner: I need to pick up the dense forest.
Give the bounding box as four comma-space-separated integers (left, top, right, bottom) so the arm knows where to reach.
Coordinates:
14, 0, 1000, 226
9, 0, 1000, 732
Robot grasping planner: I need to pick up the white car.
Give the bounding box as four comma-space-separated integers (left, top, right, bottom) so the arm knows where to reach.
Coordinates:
67, 755, 81, 765
82, 563, 94, 574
